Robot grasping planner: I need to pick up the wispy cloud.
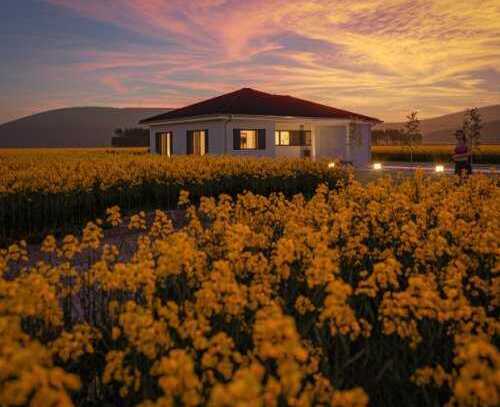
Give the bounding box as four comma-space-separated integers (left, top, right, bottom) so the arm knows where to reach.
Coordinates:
8, 0, 500, 121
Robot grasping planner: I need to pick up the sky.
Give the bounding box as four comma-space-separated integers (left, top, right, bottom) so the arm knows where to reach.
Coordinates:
1, 0, 500, 124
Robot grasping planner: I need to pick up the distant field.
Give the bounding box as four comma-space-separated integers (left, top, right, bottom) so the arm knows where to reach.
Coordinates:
372, 144, 500, 164
0, 147, 148, 156
3, 145, 499, 163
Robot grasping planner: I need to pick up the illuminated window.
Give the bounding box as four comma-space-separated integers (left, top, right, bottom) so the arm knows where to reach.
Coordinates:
240, 130, 257, 149
275, 130, 311, 146
280, 131, 290, 145
233, 129, 266, 150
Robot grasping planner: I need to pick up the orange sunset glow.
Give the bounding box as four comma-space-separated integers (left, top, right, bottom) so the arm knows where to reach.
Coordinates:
1, 0, 500, 123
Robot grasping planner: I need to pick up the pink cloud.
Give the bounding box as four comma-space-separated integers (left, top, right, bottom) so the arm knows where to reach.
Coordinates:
39, 0, 500, 121
99, 75, 128, 94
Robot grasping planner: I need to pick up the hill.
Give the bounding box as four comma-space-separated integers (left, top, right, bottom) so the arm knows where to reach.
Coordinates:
375, 105, 500, 144
0, 107, 171, 148
2, 104, 499, 147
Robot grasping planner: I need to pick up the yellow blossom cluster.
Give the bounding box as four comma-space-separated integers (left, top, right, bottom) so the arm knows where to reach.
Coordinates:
0, 172, 498, 406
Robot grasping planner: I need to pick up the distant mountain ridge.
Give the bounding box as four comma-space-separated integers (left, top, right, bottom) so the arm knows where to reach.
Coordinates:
376, 105, 500, 144
0, 107, 171, 148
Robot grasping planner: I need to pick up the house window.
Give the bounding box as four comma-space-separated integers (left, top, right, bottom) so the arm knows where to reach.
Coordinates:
187, 130, 208, 155
275, 130, 290, 145
240, 130, 257, 149
275, 130, 311, 146
233, 129, 266, 150
155, 132, 172, 156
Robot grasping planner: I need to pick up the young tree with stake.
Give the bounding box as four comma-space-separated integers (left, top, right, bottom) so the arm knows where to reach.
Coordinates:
463, 107, 482, 164
403, 111, 421, 162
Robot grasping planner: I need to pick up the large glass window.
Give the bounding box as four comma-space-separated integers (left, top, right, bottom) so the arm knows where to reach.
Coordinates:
155, 132, 172, 156
233, 129, 266, 150
275, 130, 290, 145
240, 130, 257, 149
187, 130, 208, 155
275, 130, 311, 146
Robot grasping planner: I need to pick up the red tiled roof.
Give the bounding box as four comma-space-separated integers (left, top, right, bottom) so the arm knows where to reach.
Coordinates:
139, 88, 381, 124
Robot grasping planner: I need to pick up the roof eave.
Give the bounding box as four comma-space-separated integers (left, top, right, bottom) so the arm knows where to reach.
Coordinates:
141, 113, 382, 126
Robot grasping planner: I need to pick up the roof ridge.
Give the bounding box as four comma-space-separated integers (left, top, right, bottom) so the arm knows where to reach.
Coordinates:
219, 88, 247, 113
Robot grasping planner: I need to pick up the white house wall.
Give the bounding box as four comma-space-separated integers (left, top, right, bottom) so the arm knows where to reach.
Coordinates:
314, 126, 347, 160
150, 119, 276, 157
148, 118, 373, 167
149, 120, 225, 155
350, 124, 371, 167
226, 119, 276, 157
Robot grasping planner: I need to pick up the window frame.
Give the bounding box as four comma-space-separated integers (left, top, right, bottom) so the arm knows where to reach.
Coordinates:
233, 129, 266, 151
155, 131, 173, 156
239, 129, 259, 150
186, 129, 208, 155
275, 130, 290, 146
275, 129, 312, 147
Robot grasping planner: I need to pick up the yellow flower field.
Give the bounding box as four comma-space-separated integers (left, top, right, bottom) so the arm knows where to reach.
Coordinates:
1, 173, 498, 406
372, 144, 500, 164
0, 151, 346, 243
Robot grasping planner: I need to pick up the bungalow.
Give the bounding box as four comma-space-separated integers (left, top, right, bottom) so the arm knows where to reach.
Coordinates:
139, 88, 381, 167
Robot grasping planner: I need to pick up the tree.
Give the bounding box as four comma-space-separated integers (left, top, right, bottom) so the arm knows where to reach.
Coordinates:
402, 111, 421, 162
111, 127, 149, 147
462, 107, 482, 163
